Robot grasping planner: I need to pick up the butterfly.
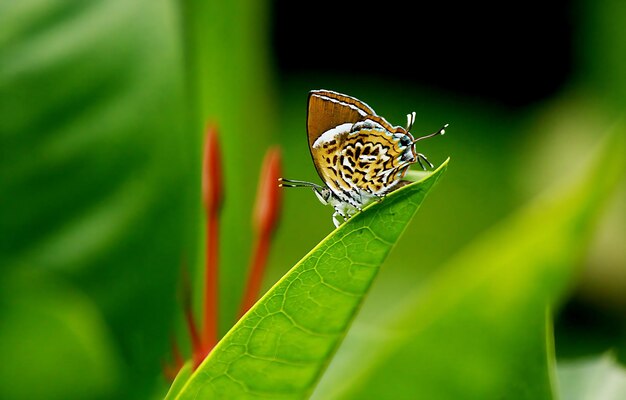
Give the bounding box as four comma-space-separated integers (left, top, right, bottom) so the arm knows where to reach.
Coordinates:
280, 90, 447, 228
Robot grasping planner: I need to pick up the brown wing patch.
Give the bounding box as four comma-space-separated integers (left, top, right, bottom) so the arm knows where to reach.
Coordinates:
307, 91, 373, 148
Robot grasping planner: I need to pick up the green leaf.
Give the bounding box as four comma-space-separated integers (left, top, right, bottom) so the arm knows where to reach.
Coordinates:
0, 271, 121, 400
314, 124, 624, 399
173, 160, 449, 399
0, 0, 198, 397
557, 353, 626, 400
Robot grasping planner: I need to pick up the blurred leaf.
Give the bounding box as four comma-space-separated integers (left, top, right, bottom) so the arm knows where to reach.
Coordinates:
0, 272, 120, 400
172, 161, 448, 398
313, 124, 623, 399
0, 0, 198, 397
164, 362, 192, 400
557, 353, 626, 400
578, 0, 626, 111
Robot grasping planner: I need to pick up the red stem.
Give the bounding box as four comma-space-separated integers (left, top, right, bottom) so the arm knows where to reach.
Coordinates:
239, 234, 271, 316
202, 211, 219, 353
162, 337, 184, 381
184, 300, 203, 369
199, 124, 222, 362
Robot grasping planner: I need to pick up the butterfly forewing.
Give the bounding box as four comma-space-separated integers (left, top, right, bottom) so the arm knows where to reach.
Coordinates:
307, 90, 377, 148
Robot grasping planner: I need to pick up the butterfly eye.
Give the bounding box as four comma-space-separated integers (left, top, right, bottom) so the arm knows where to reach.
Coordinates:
400, 135, 412, 147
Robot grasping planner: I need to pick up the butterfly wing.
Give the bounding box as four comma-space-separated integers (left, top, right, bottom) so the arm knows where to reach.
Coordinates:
307, 90, 376, 191
307, 90, 376, 148
306, 90, 417, 208
311, 119, 413, 209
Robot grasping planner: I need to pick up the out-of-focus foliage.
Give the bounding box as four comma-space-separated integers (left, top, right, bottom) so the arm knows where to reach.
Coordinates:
0, 1, 196, 398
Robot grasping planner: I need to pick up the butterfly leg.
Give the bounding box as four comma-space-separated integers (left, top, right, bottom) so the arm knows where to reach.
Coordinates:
332, 208, 345, 228
416, 153, 434, 170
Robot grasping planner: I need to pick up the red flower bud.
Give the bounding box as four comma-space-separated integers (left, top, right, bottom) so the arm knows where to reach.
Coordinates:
202, 124, 223, 215
253, 147, 283, 237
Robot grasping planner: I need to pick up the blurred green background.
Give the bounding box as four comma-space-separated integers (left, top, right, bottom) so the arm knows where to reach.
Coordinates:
0, 0, 624, 399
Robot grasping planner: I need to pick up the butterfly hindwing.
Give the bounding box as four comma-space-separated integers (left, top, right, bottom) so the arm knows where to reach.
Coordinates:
310, 119, 412, 206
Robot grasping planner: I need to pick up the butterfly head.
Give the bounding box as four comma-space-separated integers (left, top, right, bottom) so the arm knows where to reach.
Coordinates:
397, 131, 417, 162
311, 186, 333, 205
404, 115, 449, 169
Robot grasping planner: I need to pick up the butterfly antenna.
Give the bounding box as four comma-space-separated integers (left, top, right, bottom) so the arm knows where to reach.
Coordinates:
412, 123, 448, 144
405, 111, 417, 131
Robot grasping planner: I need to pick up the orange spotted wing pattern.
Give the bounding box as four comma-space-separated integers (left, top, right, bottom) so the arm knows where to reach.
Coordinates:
307, 90, 417, 208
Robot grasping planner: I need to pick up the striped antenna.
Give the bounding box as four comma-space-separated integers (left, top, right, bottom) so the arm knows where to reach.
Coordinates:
412, 123, 448, 144
278, 178, 325, 190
